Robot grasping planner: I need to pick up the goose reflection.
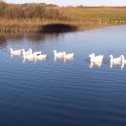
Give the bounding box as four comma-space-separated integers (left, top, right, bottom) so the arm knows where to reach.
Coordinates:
10, 53, 14, 58
53, 57, 59, 62
53, 56, 75, 63
121, 62, 125, 69
63, 52, 75, 63
109, 62, 122, 69
53, 56, 64, 62
120, 55, 126, 69
89, 61, 103, 69
22, 54, 37, 63
9, 53, 21, 58
63, 57, 74, 63
22, 55, 47, 63
22, 57, 37, 63
119, 62, 126, 70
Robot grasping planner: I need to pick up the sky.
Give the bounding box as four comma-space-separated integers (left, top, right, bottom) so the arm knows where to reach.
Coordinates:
5, 0, 126, 6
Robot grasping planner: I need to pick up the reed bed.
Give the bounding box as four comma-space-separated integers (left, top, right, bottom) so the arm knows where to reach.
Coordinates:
0, 2, 126, 33
0, 18, 106, 33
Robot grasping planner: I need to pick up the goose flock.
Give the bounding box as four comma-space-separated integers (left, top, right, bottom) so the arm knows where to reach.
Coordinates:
89, 53, 126, 64
89, 53, 126, 69
9, 48, 126, 68
10, 48, 75, 62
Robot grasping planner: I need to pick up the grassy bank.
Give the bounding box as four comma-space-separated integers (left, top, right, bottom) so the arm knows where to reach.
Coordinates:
0, 2, 126, 33
66, 7, 126, 24
0, 18, 105, 33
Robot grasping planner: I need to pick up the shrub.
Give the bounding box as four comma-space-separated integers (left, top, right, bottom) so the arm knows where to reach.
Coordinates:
0, 0, 7, 16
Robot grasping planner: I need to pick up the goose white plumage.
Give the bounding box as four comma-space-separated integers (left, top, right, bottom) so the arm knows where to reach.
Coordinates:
109, 55, 122, 63
89, 53, 104, 62
64, 52, 74, 59
53, 50, 65, 58
21, 48, 33, 55
36, 54, 47, 60
21, 49, 25, 55
120, 55, 126, 63
33, 51, 42, 55
23, 53, 37, 61
10, 48, 22, 55
10, 48, 126, 68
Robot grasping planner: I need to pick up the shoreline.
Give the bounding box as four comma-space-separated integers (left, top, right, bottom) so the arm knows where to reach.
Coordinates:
0, 3, 126, 33
0, 19, 114, 33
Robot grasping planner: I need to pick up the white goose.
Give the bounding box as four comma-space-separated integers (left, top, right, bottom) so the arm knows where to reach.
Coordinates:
10, 48, 22, 55
64, 52, 74, 59
109, 55, 122, 63
33, 51, 42, 55
36, 54, 47, 60
120, 55, 126, 63
63, 52, 74, 63
53, 50, 65, 58
89, 53, 104, 62
21, 48, 32, 55
23, 53, 37, 61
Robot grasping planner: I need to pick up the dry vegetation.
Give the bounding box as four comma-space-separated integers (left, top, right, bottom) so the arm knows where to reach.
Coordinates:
0, 1, 126, 33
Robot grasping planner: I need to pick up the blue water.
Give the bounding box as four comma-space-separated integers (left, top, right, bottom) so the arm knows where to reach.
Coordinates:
0, 25, 126, 126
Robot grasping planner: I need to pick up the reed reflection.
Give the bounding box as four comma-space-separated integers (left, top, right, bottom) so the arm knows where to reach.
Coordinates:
0, 33, 61, 44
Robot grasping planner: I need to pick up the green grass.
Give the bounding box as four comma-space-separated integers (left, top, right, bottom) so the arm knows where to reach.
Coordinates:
65, 7, 126, 24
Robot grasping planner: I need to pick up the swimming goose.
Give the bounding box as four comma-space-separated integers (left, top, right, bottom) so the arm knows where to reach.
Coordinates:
10, 48, 22, 55
120, 55, 126, 63
109, 55, 122, 63
21, 48, 33, 55
53, 50, 65, 58
64, 52, 74, 59
23, 53, 37, 61
89, 53, 104, 62
36, 54, 47, 60
33, 51, 42, 55
63, 52, 74, 63
21, 49, 25, 55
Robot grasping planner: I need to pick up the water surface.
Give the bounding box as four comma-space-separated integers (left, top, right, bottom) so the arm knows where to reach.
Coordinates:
0, 25, 126, 126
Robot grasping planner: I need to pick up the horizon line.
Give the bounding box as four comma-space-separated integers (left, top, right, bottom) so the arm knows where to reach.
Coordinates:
4, 2, 126, 7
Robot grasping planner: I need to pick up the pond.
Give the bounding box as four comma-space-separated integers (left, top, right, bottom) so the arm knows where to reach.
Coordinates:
0, 25, 126, 126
